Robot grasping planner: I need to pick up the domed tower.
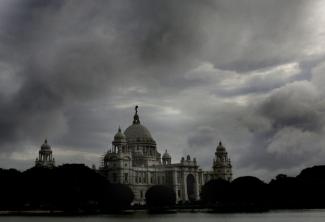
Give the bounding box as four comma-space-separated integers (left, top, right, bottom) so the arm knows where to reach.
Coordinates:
102, 127, 132, 184
112, 127, 128, 153
35, 139, 55, 168
213, 141, 232, 181
162, 150, 171, 165
124, 106, 161, 167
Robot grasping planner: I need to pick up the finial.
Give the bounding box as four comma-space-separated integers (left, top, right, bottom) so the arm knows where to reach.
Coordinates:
219, 141, 222, 146
45, 139, 48, 144
133, 105, 140, 124
118, 126, 121, 132
165, 149, 167, 153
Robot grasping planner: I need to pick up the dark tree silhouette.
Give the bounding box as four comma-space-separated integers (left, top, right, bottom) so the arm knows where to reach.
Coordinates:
200, 179, 230, 204
100, 183, 134, 211
3, 164, 325, 212
230, 176, 267, 205
0, 168, 22, 210
296, 166, 325, 208
145, 185, 176, 209
21, 164, 109, 212
52, 164, 108, 212
269, 174, 301, 208
22, 166, 56, 209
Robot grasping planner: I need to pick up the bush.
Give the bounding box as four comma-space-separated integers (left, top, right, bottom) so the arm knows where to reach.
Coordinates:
145, 185, 176, 208
101, 183, 134, 211
201, 179, 230, 204
231, 176, 266, 204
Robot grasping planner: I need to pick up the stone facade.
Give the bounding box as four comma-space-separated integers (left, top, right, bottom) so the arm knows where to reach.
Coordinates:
100, 106, 232, 204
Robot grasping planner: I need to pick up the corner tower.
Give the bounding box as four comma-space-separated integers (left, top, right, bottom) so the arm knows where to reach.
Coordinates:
35, 139, 55, 168
213, 141, 232, 181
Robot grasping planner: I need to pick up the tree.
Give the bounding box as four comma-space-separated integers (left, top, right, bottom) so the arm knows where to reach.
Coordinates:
53, 164, 108, 212
145, 185, 176, 209
100, 183, 134, 211
22, 167, 56, 209
201, 179, 230, 204
21, 164, 108, 212
230, 176, 266, 204
0, 168, 22, 210
269, 174, 301, 208
296, 166, 325, 208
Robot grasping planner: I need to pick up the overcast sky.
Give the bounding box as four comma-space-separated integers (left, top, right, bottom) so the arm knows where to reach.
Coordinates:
1, 0, 325, 181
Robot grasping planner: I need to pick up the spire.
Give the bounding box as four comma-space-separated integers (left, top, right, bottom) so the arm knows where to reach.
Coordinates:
133, 105, 140, 124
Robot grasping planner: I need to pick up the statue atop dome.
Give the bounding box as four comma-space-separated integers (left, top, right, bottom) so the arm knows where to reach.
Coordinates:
133, 105, 140, 124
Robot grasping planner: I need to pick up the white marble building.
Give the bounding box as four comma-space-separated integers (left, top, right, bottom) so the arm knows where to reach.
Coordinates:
100, 106, 232, 204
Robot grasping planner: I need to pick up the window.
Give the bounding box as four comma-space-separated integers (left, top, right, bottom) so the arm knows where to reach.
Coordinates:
139, 176, 142, 183
124, 173, 128, 182
150, 176, 153, 184
178, 190, 181, 198
140, 190, 143, 198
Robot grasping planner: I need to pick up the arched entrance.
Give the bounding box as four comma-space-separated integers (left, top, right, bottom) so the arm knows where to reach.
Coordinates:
186, 174, 196, 201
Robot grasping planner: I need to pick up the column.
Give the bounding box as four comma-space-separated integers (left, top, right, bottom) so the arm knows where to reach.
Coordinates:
182, 172, 188, 202
173, 170, 178, 201
195, 172, 200, 200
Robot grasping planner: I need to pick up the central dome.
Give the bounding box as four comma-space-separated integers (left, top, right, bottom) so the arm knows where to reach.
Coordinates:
124, 124, 153, 142
124, 105, 155, 143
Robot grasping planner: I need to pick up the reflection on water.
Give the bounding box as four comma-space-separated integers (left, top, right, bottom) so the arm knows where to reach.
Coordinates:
1, 210, 325, 222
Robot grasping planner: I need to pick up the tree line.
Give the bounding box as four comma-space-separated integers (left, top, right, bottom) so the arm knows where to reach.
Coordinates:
0, 164, 133, 212
200, 165, 325, 211
1, 164, 325, 212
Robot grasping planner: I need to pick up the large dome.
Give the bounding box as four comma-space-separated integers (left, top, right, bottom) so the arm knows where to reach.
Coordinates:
124, 106, 155, 143
124, 123, 154, 142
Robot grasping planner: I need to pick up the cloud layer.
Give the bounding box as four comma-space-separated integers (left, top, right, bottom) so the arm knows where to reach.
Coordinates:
1, 0, 325, 180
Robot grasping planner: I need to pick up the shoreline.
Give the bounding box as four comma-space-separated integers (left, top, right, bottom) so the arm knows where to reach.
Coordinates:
2, 208, 325, 216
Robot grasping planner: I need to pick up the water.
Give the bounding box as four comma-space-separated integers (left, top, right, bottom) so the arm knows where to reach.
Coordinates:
1, 210, 325, 222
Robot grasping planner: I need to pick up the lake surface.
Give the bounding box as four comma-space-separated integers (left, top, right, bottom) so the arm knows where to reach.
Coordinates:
1, 210, 325, 222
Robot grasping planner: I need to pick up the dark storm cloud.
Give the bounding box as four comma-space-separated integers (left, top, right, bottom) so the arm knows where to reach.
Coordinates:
258, 83, 323, 132
1, 0, 325, 179
233, 81, 325, 174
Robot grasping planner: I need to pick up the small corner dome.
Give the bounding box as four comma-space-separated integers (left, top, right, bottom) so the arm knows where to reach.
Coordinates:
162, 150, 171, 159
41, 139, 51, 150
114, 127, 126, 141
104, 152, 117, 161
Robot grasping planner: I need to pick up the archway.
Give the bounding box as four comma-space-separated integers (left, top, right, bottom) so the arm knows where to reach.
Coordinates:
186, 174, 196, 201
